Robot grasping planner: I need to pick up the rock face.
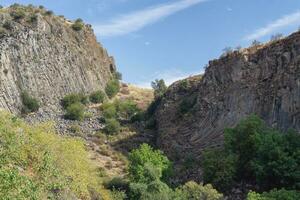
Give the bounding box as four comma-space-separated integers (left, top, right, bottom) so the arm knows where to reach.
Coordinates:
0, 5, 116, 113
154, 31, 300, 164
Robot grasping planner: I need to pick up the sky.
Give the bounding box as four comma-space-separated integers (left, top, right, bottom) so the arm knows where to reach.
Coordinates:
2, 0, 300, 87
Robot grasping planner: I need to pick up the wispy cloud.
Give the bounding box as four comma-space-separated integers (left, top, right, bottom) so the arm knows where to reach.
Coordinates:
244, 10, 300, 41
136, 69, 203, 88
93, 0, 209, 37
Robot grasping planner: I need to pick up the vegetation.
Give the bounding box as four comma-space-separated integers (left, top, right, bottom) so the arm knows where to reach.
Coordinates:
151, 79, 167, 99
0, 112, 106, 199
61, 93, 88, 109
90, 90, 106, 104
203, 115, 300, 193
64, 102, 85, 121
247, 189, 300, 200
128, 144, 172, 183
104, 118, 121, 134
105, 79, 120, 98
21, 91, 39, 114
179, 96, 196, 115
10, 8, 26, 20
72, 18, 84, 31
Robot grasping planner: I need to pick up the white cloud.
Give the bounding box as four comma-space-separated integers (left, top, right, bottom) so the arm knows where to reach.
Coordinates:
144, 41, 151, 46
244, 10, 300, 41
136, 69, 203, 88
93, 0, 209, 37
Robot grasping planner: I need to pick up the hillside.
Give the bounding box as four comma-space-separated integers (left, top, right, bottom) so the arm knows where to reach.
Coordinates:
0, 4, 116, 113
153, 30, 300, 181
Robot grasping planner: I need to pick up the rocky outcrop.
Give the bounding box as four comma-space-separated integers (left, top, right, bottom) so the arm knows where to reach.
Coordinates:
0, 5, 116, 113
154, 31, 300, 165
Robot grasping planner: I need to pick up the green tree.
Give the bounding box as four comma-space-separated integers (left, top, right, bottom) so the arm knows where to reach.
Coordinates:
224, 115, 265, 179
128, 144, 172, 183
247, 189, 300, 200
151, 79, 167, 99
174, 181, 223, 200
202, 149, 237, 191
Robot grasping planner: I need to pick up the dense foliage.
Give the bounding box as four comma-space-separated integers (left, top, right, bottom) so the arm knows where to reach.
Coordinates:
61, 93, 88, 109
64, 102, 85, 121
100, 99, 140, 134
72, 18, 84, 31
107, 143, 223, 200
90, 90, 106, 104
247, 189, 300, 200
105, 79, 120, 98
21, 91, 40, 114
203, 115, 300, 193
0, 112, 108, 199
151, 79, 167, 99
128, 144, 172, 183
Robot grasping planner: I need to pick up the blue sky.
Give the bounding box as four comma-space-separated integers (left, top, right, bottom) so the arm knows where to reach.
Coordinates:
2, 0, 300, 87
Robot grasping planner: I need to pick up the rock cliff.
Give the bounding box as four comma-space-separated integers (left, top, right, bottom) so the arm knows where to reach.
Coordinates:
0, 5, 116, 113
154, 31, 300, 166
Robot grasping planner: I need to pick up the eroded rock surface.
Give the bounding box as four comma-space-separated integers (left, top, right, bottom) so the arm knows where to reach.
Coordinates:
0, 6, 116, 113
155, 31, 300, 166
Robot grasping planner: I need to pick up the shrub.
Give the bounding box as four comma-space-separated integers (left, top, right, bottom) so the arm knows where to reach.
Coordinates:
247, 189, 300, 200
104, 118, 120, 134
10, 9, 26, 20
3, 21, 13, 30
104, 177, 129, 191
128, 144, 172, 183
151, 79, 167, 99
45, 10, 53, 15
179, 96, 196, 115
105, 79, 120, 98
29, 14, 38, 23
174, 181, 223, 200
0, 112, 102, 199
64, 103, 85, 121
0, 27, 6, 38
252, 130, 300, 190
72, 18, 84, 31
21, 91, 39, 114
101, 102, 117, 119
61, 93, 88, 109
202, 149, 237, 192
90, 90, 106, 104
224, 115, 265, 179
116, 99, 140, 120
115, 71, 122, 80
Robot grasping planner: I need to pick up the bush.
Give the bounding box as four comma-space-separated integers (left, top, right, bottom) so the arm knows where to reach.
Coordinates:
105, 79, 120, 98
90, 90, 106, 104
174, 181, 223, 200
116, 99, 140, 120
72, 18, 84, 31
151, 79, 167, 99
202, 149, 237, 192
0, 27, 6, 38
179, 96, 196, 115
224, 115, 265, 179
21, 91, 39, 114
45, 10, 53, 15
3, 21, 13, 30
64, 103, 85, 121
247, 189, 300, 200
101, 102, 117, 119
104, 177, 129, 191
61, 93, 88, 109
10, 9, 26, 20
115, 71, 122, 80
129, 144, 172, 183
104, 118, 120, 134
252, 130, 300, 190
29, 14, 38, 23
0, 112, 103, 199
